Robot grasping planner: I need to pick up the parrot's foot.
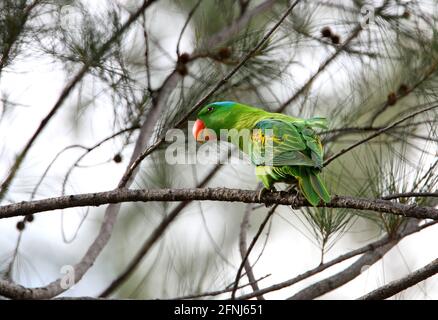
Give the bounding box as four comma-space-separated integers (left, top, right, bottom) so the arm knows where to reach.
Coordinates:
290, 193, 300, 209
258, 187, 275, 208
285, 187, 300, 209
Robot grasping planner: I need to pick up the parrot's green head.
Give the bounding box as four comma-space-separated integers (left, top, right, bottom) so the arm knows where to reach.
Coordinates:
193, 101, 264, 141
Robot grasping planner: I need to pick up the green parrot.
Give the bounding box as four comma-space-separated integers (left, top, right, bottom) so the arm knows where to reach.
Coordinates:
192, 101, 330, 206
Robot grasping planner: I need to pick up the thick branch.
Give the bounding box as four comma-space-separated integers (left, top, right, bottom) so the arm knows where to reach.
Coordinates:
359, 258, 438, 300
0, 188, 437, 221
287, 220, 419, 300
289, 242, 395, 300
236, 221, 437, 300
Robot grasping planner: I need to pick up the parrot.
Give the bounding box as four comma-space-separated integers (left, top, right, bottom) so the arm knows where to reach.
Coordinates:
192, 101, 330, 206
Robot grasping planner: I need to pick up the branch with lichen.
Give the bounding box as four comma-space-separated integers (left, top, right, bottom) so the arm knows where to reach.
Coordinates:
0, 188, 436, 221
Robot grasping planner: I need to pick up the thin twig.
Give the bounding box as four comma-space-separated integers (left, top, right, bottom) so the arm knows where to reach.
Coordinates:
231, 204, 277, 299
367, 60, 438, 126
98, 165, 222, 297
204, 0, 277, 48
176, 0, 203, 56
142, 14, 153, 94
172, 274, 271, 300
96, 0, 298, 298
382, 192, 437, 200
0, 0, 158, 201
0, 0, 158, 300
0, 0, 42, 73
276, 25, 363, 113
118, 0, 302, 188
239, 203, 265, 300
324, 104, 438, 167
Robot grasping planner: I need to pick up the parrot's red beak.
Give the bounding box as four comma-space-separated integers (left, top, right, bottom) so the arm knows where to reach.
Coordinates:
192, 119, 206, 141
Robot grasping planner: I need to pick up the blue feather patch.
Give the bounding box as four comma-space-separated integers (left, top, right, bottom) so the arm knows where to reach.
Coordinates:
211, 101, 236, 108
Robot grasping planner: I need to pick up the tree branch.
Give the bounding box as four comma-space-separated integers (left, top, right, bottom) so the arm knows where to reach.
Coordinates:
237, 203, 265, 300
287, 219, 419, 300
176, 0, 202, 56
0, 0, 158, 300
118, 0, 302, 188
204, 0, 277, 48
276, 23, 363, 113
96, 0, 299, 296
0, 0, 158, 200
359, 258, 438, 300
381, 192, 437, 200
0, 0, 42, 74
324, 104, 438, 167
98, 164, 221, 297
236, 220, 437, 299
231, 204, 277, 299
0, 188, 437, 221
172, 274, 271, 300
367, 60, 438, 126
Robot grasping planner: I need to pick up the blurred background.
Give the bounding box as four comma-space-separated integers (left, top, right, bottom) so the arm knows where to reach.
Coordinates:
0, 0, 437, 299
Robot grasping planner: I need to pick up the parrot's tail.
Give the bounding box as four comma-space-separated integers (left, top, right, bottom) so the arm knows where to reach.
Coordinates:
290, 167, 331, 206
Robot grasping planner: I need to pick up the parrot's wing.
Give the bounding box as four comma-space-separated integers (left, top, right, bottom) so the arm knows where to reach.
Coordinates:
301, 127, 324, 168
249, 119, 318, 167
285, 118, 325, 168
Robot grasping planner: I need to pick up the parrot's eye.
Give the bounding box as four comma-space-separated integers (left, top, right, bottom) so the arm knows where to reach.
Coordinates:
207, 106, 214, 112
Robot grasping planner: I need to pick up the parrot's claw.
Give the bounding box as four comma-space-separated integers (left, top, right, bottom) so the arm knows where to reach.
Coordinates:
279, 190, 288, 197
288, 190, 300, 209
257, 187, 266, 203
258, 187, 275, 208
